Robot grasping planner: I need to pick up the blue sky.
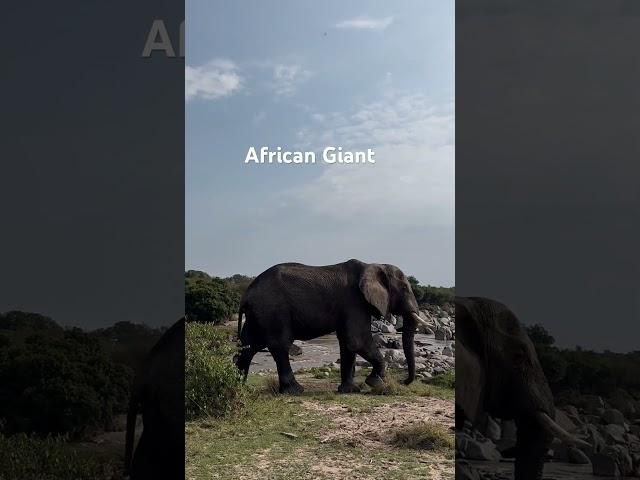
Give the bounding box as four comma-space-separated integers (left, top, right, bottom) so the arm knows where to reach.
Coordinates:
186, 0, 454, 286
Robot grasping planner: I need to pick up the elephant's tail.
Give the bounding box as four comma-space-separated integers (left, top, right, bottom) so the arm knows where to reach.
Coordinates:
124, 385, 140, 476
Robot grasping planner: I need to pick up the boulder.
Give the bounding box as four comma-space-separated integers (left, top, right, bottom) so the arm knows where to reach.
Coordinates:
289, 344, 302, 356
442, 346, 454, 357
484, 416, 501, 442
455, 461, 480, 480
435, 327, 452, 341
602, 408, 626, 426
456, 432, 501, 461
601, 424, 626, 444
568, 446, 591, 464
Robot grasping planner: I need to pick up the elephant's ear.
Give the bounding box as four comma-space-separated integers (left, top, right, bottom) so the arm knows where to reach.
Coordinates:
359, 265, 389, 317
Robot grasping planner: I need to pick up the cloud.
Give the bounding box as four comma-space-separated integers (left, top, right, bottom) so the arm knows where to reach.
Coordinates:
185, 59, 242, 102
334, 16, 394, 31
272, 64, 312, 97
284, 93, 455, 228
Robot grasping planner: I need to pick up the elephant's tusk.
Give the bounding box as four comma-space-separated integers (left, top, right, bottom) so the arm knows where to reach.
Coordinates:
535, 412, 591, 449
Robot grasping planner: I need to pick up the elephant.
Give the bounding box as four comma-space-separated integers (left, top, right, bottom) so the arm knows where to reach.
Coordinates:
234, 259, 427, 394
456, 297, 589, 480
124, 318, 185, 479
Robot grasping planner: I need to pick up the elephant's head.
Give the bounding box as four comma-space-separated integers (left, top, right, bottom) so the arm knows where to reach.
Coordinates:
456, 297, 588, 480
359, 263, 423, 384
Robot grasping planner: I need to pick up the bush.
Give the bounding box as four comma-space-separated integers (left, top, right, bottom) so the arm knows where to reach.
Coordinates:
0, 327, 132, 437
185, 323, 245, 419
185, 271, 240, 324
0, 434, 116, 480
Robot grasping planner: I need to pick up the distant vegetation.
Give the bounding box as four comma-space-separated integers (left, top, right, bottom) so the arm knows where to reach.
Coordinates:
185, 270, 246, 324
527, 324, 640, 399
0, 313, 166, 438
0, 311, 166, 478
185, 270, 453, 325
407, 276, 454, 307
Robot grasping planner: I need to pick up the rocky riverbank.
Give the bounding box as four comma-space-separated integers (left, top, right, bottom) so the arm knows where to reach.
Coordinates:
249, 303, 456, 381
457, 390, 640, 479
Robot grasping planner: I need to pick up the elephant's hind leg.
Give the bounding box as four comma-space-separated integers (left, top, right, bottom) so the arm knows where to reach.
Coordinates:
269, 347, 304, 395
337, 336, 360, 393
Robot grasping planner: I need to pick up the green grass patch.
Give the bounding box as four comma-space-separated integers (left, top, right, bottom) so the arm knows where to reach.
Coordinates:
392, 422, 454, 456
0, 434, 117, 480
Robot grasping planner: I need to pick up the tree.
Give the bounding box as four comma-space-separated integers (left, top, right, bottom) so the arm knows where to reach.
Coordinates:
526, 324, 555, 347
0, 326, 132, 436
185, 270, 239, 324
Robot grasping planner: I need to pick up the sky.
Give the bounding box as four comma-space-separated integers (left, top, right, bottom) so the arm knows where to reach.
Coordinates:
186, 0, 455, 286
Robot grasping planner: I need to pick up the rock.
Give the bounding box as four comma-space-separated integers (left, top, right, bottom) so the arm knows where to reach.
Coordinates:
582, 395, 606, 414
455, 461, 480, 480
602, 408, 627, 426
603, 445, 633, 475
417, 324, 434, 335
386, 338, 401, 349
395, 315, 404, 330
484, 416, 501, 442
435, 327, 452, 341
288, 344, 302, 356
568, 446, 591, 464
456, 432, 501, 461
379, 323, 396, 334
556, 409, 579, 433
602, 424, 626, 444
384, 349, 405, 364
592, 453, 620, 478
372, 333, 387, 348
414, 362, 426, 371
442, 346, 454, 357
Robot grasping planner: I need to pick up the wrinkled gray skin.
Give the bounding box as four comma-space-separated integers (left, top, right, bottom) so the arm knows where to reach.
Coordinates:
235, 259, 421, 394
456, 297, 556, 480
124, 318, 184, 480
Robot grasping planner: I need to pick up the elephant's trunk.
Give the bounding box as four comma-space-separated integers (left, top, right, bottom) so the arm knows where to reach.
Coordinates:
514, 416, 553, 480
402, 312, 422, 384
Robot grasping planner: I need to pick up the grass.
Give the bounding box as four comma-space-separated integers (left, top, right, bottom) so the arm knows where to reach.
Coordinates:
392, 422, 454, 455
186, 370, 455, 480
0, 434, 119, 480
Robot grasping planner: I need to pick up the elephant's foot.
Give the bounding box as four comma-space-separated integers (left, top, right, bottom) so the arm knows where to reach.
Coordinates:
337, 382, 361, 394
279, 381, 304, 395
365, 373, 385, 388
403, 377, 415, 386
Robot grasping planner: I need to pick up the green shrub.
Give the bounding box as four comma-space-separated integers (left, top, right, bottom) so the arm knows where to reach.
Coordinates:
185, 271, 240, 324
185, 323, 245, 419
0, 434, 116, 480
0, 327, 132, 437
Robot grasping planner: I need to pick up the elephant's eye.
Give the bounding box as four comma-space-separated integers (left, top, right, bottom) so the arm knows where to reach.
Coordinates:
513, 351, 526, 365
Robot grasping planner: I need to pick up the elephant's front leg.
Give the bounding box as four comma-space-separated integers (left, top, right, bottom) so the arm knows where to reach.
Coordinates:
337, 336, 360, 393
357, 339, 386, 389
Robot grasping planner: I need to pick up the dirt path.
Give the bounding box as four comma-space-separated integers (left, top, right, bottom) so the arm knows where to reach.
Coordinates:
302, 397, 455, 480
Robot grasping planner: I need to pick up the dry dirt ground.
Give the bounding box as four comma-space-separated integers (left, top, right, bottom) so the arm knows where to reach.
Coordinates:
186, 372, 455, 480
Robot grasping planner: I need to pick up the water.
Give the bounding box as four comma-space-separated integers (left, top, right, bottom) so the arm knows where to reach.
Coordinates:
248, 332, 452, 372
